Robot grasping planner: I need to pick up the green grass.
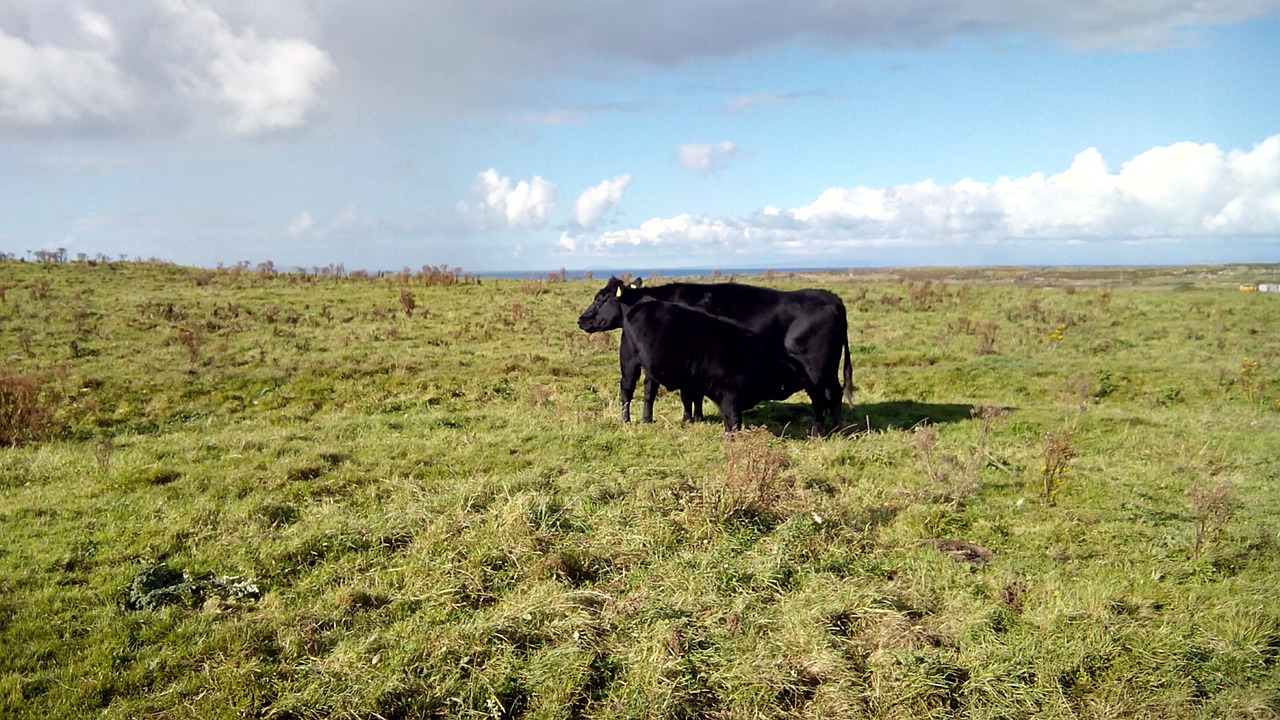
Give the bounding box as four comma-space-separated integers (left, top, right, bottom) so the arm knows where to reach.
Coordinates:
2, 259, 1279, 718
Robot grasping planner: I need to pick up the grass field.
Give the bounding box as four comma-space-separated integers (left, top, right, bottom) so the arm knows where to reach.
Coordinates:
1, 259, 1278, 719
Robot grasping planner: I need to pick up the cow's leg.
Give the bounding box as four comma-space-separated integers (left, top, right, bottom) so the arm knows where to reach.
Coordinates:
803, 372, 828, 437
826, 377, 844, 432
808, 394, 827, 436
641, 375, 659, 423
619, 333, 641, 423
680, 389, 701, 423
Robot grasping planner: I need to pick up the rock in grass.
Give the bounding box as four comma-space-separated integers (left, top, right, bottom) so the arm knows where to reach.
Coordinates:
927, 538, 994, 567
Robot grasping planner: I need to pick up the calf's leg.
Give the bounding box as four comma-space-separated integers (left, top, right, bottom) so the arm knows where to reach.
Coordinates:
641, 376, 659, 423
680, 389, 703, 423
618, 333, 642, 423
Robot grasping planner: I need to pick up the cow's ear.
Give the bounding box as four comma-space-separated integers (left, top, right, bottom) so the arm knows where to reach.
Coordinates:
631, 278, 643, 288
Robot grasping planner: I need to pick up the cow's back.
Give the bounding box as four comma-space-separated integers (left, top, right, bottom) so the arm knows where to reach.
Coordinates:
644, 282, 841, 343
623, 301, 747, 390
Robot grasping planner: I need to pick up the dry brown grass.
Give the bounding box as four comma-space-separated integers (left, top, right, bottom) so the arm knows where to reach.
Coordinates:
0, 369, 59, 447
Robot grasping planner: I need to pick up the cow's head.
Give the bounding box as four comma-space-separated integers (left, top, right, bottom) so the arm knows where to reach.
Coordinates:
577, 276, 642, 332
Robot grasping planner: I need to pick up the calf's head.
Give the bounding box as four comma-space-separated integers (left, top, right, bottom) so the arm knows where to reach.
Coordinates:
768, 354, 810, 401
577, 276, 641, 332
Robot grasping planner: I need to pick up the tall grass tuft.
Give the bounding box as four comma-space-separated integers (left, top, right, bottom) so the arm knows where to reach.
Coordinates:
1039, 428, 1075, 506
0, 369, 58, 446
709, 427, 793, 525
1187, 481, 1238, 560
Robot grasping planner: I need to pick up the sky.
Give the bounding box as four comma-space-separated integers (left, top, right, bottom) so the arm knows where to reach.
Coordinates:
2, 1, 1279, 273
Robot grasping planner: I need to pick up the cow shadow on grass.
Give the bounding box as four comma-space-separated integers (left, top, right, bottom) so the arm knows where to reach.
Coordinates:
846, 400, 987, 433
742, 399, 987, 438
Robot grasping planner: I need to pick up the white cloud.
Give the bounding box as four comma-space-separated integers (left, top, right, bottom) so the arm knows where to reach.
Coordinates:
160, 0, 334, 136
573, 173, 632, 229
678, 140, 742, 174
4, 1, 1274, 138
724, 90, 823, 112
468, 168, 557, 229
0, 1, 333, 137
283, 204, 380, 240
285, 211, 314, 235
563, 134, 1280, 259
0, 11, 134, 129
283, 0, 1280, 126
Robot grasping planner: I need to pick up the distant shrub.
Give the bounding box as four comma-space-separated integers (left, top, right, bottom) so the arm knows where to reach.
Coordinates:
399, 289, 417, 317
418, 264, 466, 286
0, 369, 59, 446
518, 279, 547, 296
908, 279, 948, 311
28, 278, 52, 302
974, 320, 998, 356
173, 324, 205, 366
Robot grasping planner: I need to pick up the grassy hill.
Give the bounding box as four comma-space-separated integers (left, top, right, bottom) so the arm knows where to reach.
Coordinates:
1, 259, 1278, 719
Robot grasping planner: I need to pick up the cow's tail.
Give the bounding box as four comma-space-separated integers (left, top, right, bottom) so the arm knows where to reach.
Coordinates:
841, 333, 854, 405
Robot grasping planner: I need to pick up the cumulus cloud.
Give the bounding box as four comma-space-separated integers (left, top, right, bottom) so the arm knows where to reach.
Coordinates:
466, 168, 558, 229
288, 0, 1280, 124
4, 1, 1274, 137
0, 1, 333, 137
563, 135, 1280, 259
573, 173, 632, 229
678, 141, 742, 174
160, 0, 335, 136
0, 9, 134, 130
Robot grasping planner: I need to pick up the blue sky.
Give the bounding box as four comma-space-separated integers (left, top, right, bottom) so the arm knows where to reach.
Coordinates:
2, 1, 1279, 273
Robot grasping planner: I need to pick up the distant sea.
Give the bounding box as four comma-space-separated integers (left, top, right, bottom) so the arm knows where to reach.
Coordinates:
474, 266, 856, 280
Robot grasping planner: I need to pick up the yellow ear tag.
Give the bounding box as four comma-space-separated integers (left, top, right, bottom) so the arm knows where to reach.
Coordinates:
615, 287, 623, 297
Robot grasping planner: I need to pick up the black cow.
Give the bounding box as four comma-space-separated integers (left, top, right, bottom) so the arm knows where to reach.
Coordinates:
619, 316, 706, 424
612, 289, 809, 431
577, 276, 853, 434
